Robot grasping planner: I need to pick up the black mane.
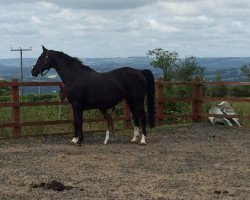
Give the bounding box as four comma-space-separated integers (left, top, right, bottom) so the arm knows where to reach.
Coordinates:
53, 50, 92, 70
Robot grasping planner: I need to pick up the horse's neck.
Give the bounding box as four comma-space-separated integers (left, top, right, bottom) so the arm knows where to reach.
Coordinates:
53, 57, 93, 86
54, 64, 75, 86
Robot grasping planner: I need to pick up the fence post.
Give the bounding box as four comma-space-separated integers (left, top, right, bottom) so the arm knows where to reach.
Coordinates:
123, 100, 131, 129
10, 79, 21, 138
156, 79, 164, 125
192, 79, 203, 123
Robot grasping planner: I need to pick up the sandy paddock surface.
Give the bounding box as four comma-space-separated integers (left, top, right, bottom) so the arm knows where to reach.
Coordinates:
0, 123, 249, 200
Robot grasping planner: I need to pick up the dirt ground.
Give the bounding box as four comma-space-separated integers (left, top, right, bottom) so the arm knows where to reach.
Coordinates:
0, 123, 249, 200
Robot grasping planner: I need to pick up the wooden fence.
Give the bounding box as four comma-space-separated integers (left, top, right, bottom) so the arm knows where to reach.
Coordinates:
156, 80, 250, 125
0, 79, 250, 138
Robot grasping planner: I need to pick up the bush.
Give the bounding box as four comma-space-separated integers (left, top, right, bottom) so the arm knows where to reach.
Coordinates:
22, 94, 58, 102
0, 96, 10, 102
0, 81, 10, 96
230, 85, 250, 97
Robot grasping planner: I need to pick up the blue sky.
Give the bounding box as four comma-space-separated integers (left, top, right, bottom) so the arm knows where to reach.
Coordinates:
0, 0, 250, 58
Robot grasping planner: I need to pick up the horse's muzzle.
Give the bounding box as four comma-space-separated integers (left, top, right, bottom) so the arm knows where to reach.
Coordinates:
31, 66, 39, 77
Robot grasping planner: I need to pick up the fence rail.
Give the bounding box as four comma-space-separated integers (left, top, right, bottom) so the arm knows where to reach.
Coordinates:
0, 79, 250, 138
155, 80, 250, 125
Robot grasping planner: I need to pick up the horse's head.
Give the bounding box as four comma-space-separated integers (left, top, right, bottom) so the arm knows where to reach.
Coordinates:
31, 46, 53, 77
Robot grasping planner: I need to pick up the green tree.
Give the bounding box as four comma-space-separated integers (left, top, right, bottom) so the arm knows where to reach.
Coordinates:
241, 64, 250, 81
0, 81, 10, 96
211, 74, 228, 97
176, 56, 204, 82
147, 48, 204, 82
230, 85, 250, 97
147, 48, 205, 120
0, 80, 11, 102
147, 48, 179, 81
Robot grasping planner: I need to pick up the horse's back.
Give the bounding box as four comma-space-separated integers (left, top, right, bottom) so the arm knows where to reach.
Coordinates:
68, 67, 149, 109
110, 67, 147, 85
109, 67, 148, 99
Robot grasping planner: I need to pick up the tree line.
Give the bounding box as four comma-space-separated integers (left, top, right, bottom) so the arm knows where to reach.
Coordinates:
147, 48, 250, 98
0, 48, 250, 102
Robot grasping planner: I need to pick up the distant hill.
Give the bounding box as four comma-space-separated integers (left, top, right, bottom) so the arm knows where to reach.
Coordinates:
197, 57, 250, 69
0, 57, 249, 93
196, 57, 250, 81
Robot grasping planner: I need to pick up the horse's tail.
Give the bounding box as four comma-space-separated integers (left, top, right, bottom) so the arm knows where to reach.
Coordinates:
141, 69, 155, 128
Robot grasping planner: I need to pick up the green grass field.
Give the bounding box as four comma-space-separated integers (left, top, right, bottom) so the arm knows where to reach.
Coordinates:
232, 101, 250, 128
0, 102, 126, 138
0, 97, 249, 138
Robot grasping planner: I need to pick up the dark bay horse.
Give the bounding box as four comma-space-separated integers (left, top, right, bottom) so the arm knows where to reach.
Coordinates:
31, 46, 155, 145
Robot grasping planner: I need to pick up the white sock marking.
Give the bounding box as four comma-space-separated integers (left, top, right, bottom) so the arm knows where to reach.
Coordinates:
71, 137, 79, 144
104, 130, 110, 144
131, 126, 139, 142
140, 134, 146, 144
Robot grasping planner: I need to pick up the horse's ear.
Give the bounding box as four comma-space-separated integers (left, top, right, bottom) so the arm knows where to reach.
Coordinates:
42, 45, 47, 52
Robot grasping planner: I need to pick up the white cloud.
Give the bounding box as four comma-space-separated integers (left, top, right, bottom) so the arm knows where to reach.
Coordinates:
232, 21, 241, 27
31, 16, 42, 25
148, 19, 180, 33
36, 2, 60, 13
0, 0, 162, 10
0, 0, 250, 58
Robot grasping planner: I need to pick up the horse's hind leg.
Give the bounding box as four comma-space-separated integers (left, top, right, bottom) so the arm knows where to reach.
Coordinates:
127, 102, 140, 143
101, 110, 112, 144
139, 106, 147, 145
107, 112, 115, 141
132, 101, 147, 145
131, 113, 140, 143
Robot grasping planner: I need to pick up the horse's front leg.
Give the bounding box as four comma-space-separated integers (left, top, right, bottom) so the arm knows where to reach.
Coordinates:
71, 103, 84, 146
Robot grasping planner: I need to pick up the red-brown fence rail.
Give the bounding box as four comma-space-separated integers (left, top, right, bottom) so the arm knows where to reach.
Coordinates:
0, 79, 131, 138
0, 79, 250, 138
156, 80, 250, 125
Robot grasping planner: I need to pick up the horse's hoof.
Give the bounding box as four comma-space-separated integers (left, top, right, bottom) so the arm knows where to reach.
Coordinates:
139, 142, 146, 146
104, 138, 109, 144
71, 142, 81, 147
76, 143, 82, 147
76, 141, 82, 147
131, 140, 138, 144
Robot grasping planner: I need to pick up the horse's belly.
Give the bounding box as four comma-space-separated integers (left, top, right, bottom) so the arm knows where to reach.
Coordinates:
87, 96, 122, 110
